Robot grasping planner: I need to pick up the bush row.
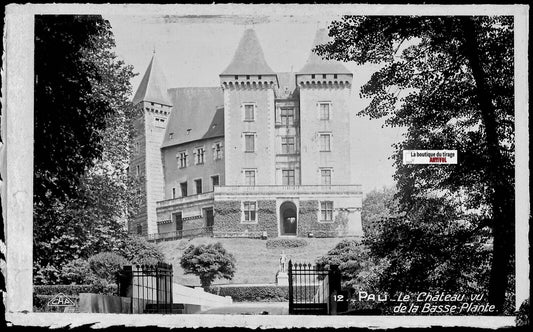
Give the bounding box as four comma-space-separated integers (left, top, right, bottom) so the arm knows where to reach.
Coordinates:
34, 284, 117, 296
266, 238, 308, 249
208, 285, 289, 302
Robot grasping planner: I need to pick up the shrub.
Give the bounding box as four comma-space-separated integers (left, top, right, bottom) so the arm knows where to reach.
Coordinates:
88, 252, 129, 284
180, 242, 236, 288
119, 235, 165, 265
60, 258, 97, 285
266, 238, 308, 249
208, 285, 288, 302
34, 284, 117, 296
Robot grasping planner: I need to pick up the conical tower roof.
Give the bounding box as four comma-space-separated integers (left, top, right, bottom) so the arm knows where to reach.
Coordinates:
221, 29, 275, 76
132, 53, 172, 106
298, 29, 351, 75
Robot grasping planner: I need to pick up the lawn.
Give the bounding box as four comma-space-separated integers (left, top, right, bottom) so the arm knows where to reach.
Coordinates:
157, 237, 345, 286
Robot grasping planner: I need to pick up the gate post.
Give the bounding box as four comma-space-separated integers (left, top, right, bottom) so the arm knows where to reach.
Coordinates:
288, 260, 293, 314
328, 264, 341, 315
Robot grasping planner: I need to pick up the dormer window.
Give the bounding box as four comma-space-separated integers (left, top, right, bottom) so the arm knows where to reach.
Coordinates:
169, 133, 174, 140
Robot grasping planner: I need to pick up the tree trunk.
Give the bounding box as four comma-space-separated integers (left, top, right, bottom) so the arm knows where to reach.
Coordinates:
460, 17, 515, 313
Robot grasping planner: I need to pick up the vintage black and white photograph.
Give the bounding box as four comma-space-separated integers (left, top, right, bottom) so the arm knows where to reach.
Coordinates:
1, 3, 529, 329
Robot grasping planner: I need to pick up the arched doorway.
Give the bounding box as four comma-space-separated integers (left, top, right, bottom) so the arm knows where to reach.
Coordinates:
280, 201, 297, 236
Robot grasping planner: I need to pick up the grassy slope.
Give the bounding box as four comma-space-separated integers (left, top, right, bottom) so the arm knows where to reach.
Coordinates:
157, 237, 342, 286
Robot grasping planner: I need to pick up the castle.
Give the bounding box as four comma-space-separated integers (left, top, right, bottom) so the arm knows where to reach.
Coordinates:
128, 28, 363, 240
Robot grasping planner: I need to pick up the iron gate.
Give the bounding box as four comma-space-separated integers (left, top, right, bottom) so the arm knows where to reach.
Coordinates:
117, 262, 174, 314
288, 260, 341, 315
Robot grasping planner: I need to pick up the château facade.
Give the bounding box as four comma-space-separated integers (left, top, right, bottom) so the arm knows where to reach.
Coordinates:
129, 29, 363, 239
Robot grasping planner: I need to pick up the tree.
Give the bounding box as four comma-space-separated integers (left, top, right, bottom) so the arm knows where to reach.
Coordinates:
33, 15, 138, 283
316, 16, 514, 312
180, 243, 236, 289
361, 187, 400, 237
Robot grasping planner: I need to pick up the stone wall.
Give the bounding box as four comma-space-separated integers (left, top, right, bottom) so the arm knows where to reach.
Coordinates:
297, 200, 337, 237
214, 200, 278, 237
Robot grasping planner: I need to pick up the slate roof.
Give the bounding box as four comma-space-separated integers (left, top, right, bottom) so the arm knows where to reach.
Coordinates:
275, 72, 298, 99
221, 29, 276, 75
162, 87, 224, 148
132, 54, 173, 106
298, 29, 351, 75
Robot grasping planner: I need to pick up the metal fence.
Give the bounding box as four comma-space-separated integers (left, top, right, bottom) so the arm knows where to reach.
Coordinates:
147, 226, 214, 243
288, 260, 342, 315
117, 263, 174, 314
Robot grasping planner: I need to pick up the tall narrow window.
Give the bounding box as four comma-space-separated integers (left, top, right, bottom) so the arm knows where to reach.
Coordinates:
195, 179, 203, 194
319, 133, 331, 152
244, 104, 254, 121
136, 165, 140, 176
180, 182, 188, 197
211, 175, 220, 190
321, 169, 332, 185
172, 187, 176, 199
280, 107, 294, 126
178, 151, 188, 168
137, 224, 143, 235
319, 103, 330, 120
282, 169, 295, 186
281, 136, 296, 154
214, 142, 223, 160
243, 201, 257, 222
320, 201, 334, 221
195, 147, 205, 165
244, 134, 255, 152
244, 170, 256, 186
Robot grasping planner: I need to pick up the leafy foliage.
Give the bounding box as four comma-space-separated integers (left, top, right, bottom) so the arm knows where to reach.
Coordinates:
208, 285, 288, 302
117, 235, 166, 266
265, 238, 308, 249
361, 187, 400, 237
180, 243, 236, 288
316, 16, 514, 312
316, 239, 383, 292
33, 15, 140, 283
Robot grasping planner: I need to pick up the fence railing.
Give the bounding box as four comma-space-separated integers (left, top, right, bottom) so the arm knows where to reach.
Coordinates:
288, 261, 342, 315
117, 263, 173, 314
215, 185, 362, 196
147, 226, 214, 243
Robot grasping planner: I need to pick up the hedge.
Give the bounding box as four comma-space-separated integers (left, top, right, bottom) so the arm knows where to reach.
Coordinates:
266, 238, 308, 249
208, 285, 289, 302
34, 284, 117, 296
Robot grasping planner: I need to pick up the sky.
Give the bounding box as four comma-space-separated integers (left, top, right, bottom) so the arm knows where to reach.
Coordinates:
104, 13, 405, 194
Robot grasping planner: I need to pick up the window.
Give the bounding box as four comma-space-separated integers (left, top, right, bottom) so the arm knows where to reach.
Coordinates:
258, 75, 262, 80
243, 201, 257, 222
322, 74, 327, 79
213, 142, 223, 160
211, 175, 220, 189
319, 133, 331, 152
134, 141, 140, 155
172, 187, 176, 199
136, 224, 143, 235
154, 117, 165, 128
311, 74, 315, 79
282, 169, 295, 186
320, 201, 334, 221
244, 104, 255, 121
281, 136, 296, 154
235, 75, 239, 80
195, 147, 205, 165
180, 182, 188, 197
178, 151, 188, 168
246, 75, 250, 80
195, 179, 203, 194
334, 74, 338, 79
244, 170, 256, 186
321, 169, 332, 185
136, 165, 140, 176
244, 133, 255, 152
319, 103, 330, 120
280, 107, 294, 126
